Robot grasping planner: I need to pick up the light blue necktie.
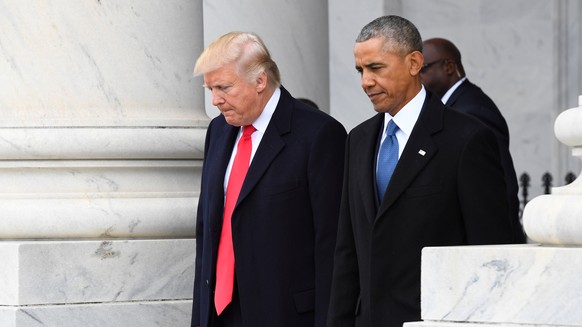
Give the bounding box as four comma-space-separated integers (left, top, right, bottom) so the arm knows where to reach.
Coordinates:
376, 120, 399, 200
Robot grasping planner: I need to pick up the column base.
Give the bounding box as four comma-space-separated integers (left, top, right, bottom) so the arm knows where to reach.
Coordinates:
420, 244, 582, 326
405, 321, 571, 327
0, 239, 195, 326
0, 300, 192, 327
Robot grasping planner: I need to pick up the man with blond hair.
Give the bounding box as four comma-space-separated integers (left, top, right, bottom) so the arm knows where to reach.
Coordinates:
191, 31, 346, 327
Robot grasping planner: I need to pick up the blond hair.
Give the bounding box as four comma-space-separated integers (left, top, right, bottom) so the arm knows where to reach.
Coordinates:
194, 32, 281, 88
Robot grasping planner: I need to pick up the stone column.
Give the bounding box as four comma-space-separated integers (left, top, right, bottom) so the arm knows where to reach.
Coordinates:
406, 96, 582, 327
0, 1, 205, 326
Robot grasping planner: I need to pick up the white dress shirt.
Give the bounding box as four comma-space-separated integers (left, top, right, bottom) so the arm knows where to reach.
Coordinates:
440, 77, 467, 104
223, 87, 281, 191
378, 85, 426, 162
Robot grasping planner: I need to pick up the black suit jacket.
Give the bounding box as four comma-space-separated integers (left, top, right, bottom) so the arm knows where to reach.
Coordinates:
192, 87, 347, 327
446, 79, 524, 242
327, 91, 515, 327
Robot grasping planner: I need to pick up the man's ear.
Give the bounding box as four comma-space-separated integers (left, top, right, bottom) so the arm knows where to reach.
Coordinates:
256, 71, 268, 93
443, 60, 457, 75
409, 51, 423, 76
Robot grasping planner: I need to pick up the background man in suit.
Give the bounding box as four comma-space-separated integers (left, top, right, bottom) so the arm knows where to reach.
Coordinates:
326, 16, 518, 327
420, 37, 525, 243
191, 32, 346, 327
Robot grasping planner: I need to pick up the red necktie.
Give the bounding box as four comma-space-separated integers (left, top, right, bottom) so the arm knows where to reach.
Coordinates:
215, 125, 256, 315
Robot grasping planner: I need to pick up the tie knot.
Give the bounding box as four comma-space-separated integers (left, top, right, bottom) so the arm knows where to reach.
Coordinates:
242, 125, 256, 137
386, 120, 398, 136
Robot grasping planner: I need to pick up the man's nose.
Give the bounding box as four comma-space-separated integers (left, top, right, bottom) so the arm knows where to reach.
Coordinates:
361, 71, 374, 88
211, 90, 225, 106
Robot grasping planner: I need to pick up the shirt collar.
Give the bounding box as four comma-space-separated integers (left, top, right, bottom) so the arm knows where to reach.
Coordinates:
383, 85, 426, 137
441, 77, 467, 104
250, 87, 280, 133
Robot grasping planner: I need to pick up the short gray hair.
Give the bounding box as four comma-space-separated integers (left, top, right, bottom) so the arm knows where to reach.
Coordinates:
356, 15, 422, 55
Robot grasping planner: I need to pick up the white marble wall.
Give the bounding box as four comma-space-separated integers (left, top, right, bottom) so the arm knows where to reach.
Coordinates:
0, 302, 192, 327
419, 245, 582, 326
0, 0, 206, 125
0, 240, 194, 305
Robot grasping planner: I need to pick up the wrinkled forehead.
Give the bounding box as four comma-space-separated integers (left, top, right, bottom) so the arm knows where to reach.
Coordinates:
203, 63, 239, 85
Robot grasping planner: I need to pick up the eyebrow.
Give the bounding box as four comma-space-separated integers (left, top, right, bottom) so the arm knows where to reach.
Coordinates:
364, 62, 385, 68
202, 82, 230, 89
356, 62, 385, 70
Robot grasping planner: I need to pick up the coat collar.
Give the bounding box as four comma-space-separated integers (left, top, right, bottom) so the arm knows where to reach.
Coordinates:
445, 78, 472, 106
353, 113, 385, 223
235, 86, 292, 208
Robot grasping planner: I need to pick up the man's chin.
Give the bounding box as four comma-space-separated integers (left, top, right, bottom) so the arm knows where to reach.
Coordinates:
373, 105, 389, 113
223, 117, 242, 127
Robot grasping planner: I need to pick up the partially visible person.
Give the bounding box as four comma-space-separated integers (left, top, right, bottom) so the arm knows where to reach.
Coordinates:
420, 37, 525, 243
191, 32, 346, 327
327, 15, 518, 327
298, 98, 320, 110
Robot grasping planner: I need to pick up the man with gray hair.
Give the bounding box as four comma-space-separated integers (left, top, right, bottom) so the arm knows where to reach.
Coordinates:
327, 16, 517, 327
192, 31, 346, 327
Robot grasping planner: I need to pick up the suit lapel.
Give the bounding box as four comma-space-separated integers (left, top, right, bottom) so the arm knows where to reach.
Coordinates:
235, 87, 291, 207
206, 120, 239, 233
356, 114, 384, 224
376, 93, 443, 220
216, 123, 240, 175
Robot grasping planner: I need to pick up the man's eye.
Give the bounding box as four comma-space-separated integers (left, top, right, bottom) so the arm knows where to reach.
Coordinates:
217, 85, 232, 93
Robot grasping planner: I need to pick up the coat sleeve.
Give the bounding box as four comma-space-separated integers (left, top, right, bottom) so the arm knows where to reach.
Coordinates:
191, 195, 204, 326
457, 125, 514, 244
326, 132, 360, 327
307, 118, 347, 327
191, 122, 214, 327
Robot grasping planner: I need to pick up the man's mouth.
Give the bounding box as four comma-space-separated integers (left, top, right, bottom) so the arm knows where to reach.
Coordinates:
367, 91, 382, 101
